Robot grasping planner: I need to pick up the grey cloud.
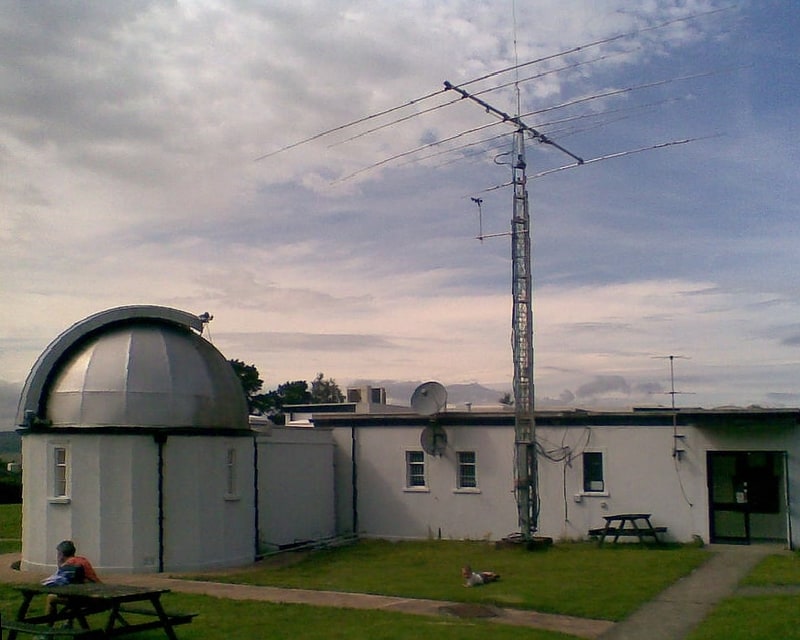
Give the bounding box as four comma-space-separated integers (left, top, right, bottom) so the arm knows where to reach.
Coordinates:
217, 331, 398, 353
634, 381, 664, 395
576, 375, 631, 398
198, 278, 374, 312
765, 392, 800, 405
569, 322, 634, 333
781, 333, 800, 347
537, 389, 577, 407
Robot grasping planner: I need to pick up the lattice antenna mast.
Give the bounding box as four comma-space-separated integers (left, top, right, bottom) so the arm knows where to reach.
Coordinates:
445, 81, 582, 539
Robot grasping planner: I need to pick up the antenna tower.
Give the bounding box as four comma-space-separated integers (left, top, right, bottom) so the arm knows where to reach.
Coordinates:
443, 82, 582, 540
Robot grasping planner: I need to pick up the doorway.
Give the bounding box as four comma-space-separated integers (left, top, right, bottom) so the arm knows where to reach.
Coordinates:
707, 451, 786, 544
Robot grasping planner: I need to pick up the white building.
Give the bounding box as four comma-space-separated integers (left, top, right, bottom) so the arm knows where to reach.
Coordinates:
313, 409, 798, 548
16, 306, 334, 573
15, 305, 798, 576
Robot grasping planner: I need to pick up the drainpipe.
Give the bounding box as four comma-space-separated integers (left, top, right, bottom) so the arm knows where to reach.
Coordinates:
253, 434, 260, 558
153, 433, 167, 573
351, 422, 358, 535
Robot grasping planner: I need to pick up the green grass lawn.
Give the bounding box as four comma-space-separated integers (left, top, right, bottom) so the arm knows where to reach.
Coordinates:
6, 500, 800, 638
0, 584, 579, 640
0, 504, 20, 541
189, 539, 709, 621
742, 551, 800, 586
0, 503, 20, 553
687, 552, 800, 640
687, 594, 800, 640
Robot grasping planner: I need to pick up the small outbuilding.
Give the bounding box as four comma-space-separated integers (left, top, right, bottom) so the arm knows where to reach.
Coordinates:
17, 306, 256, 573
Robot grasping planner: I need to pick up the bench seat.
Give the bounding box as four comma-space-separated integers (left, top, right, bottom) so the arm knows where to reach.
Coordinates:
1, 619, 104, 638
589, 526, 667, 537
116, 605, 198, 626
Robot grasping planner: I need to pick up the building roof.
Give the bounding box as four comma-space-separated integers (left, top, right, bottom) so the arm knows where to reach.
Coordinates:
311, 407, 800, 429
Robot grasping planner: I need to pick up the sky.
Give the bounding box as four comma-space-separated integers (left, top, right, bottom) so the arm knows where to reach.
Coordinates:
1, 1, 799, 426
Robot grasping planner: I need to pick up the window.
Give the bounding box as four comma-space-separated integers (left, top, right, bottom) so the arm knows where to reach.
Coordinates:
225, 448, 237, 497
53, 446, 68, 498
457, 451, 477, 489
406, 451, 426, 488
583, 451, 605, 493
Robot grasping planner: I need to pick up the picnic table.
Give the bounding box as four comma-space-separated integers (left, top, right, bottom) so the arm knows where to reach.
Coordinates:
2, 583, 196, 639
589, 513, 666, 546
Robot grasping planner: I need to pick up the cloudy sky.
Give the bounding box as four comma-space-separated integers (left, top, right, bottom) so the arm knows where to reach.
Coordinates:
1, 0, 798, 425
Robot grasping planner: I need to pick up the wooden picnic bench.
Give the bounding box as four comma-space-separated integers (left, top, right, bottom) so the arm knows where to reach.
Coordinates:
589, 513, 667, 545
3, 583, 196, 640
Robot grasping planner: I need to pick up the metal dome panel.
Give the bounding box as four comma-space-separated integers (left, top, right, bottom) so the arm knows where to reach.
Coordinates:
20, 307, 248, 430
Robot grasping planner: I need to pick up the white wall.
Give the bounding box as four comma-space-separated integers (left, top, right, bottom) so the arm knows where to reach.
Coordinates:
21, 432, 256, 574
161, 436, 255, 572
535, 425, 694, 542
22, 433, 160, 573
534, 421, 799, 547
329, 418, 799, 547
331, 423, 518, 541
256, 427, 336, 551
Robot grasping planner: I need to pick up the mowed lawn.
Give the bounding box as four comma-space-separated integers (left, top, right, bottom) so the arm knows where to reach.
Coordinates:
0, 582, 581, 640
190, 539, 708, 621
687, 552, 800, 640
5, 503, 800, 639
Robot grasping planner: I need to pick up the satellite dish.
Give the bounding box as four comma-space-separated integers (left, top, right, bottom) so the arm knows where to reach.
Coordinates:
420, 424, 448, 456
410, 381, 447, 416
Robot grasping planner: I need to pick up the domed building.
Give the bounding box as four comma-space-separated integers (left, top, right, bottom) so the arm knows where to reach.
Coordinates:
16, 306, 256, 573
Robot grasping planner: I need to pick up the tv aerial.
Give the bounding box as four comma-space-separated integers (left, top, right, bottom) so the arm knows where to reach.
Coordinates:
411, 381, 448, 457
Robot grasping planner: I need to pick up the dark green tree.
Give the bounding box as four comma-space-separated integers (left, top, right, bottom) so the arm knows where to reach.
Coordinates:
310, 372, 345, 403
263, 380, 312, 424
267, 380, 312, 407
228, 359, 271, 415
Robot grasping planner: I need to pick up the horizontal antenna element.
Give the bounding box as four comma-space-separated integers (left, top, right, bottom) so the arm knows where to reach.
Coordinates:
443, 82, 584, 164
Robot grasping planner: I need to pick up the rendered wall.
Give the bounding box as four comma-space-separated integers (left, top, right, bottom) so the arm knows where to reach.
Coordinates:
22, 434, 159, 573
256, 427, 336, 551
161, 436, 255, 572
331, 423, 518, 541
533, 422, 798, 547
21, 432, 255, 574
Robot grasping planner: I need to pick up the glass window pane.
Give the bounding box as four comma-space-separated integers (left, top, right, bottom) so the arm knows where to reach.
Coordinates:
457, 451, 477, 488
407, 451, 426, 487
54, 447, 68, 497
583, 452, 604, 492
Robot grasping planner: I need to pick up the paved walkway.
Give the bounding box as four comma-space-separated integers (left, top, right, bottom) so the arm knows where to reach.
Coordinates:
0, 544, 785, 640
597, 543, 782, 640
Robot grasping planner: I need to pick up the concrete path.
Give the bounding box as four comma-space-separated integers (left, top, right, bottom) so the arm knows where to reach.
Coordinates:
597, 544, 780, 640
0, 544, 784, 640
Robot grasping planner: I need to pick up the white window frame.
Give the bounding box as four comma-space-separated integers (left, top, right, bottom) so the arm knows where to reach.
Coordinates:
404, 450, 428, 492
454, 450, 480, 493
582, 450, 608, 495
49, 444, 71, 503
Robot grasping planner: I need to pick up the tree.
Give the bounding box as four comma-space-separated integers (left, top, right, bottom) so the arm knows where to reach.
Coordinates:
310, 372, 345, 403
268, 380, 312, 407
498, 392, 514, 406
228, 359, 271, 415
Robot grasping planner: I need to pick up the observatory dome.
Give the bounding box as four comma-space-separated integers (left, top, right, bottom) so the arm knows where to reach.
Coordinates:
20, 307, 248, 430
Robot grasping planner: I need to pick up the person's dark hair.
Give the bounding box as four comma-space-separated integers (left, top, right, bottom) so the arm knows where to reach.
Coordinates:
56, 540, 76, 557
